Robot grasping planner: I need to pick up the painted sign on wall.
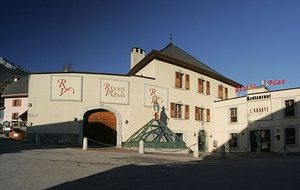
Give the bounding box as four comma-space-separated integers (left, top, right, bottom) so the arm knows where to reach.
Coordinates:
248, 100, 272, 121
51, 76, 82, 101
236, 79, 286, 92
144, 84, 168, 109
100, 79, 129, 105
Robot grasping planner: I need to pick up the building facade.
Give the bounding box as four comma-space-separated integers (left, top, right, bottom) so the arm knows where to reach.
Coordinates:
26, 43, 300, 153
2, 76, 28, 127
213, 86, 300, 153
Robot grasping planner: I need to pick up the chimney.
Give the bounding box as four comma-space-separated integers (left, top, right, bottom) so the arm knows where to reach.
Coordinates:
130, 47, 145, 69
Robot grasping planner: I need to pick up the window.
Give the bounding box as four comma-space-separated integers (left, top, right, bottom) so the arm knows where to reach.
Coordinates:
218, 85, 223, 99
198, 79, 204, 93
195, 107, 205, 121
12, 99, 22, 107
285, 100, 295, 117
171, 103, 187, 119
225, 88, 228, 99
175, 72, 189, 90
229, 133, 238, 148
11, 112, 18, 120
285, 128, 296, 145
175, 133, 184, 141
206, 81, 210, 95
185, 105, 189, 119
185, 74, 190, 90
206, 109, 210, 122
230, 108, 237, 123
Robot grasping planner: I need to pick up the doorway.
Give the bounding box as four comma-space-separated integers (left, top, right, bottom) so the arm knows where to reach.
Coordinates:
198, 130, 206, 152
83, 109, 117, 147
250, 130, 271, 152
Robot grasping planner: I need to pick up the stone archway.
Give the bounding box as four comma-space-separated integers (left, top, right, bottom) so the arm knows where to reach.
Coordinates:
83, 109, 117, 146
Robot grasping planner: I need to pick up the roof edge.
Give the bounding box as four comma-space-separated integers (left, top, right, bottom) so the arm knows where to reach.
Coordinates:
1, 93, 28, 98
128, 50, 242, 87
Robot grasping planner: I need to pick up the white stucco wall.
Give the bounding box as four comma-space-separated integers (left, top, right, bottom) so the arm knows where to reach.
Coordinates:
28, 58, 240, 150
213, 88, 300, 152
136, 59, 238, 150
3, 97, 28, 123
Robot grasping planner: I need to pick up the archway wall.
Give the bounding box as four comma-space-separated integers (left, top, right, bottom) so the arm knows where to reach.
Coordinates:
27, 73, 134, 146
27, 73, 165, 146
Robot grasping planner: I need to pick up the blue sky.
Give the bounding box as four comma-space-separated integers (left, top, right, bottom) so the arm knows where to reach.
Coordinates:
1, 0, 300, 89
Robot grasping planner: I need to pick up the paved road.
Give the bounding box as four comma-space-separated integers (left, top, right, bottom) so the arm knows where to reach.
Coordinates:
1, 136, 300, 190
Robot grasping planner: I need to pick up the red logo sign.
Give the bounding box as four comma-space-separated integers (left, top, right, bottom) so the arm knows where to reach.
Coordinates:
103, 83, 126, 98
57, 79, 75, 96
236, 79, 286, 92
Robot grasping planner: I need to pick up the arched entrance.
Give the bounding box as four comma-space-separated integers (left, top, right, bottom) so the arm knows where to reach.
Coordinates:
198, 130, 206, 152
83, 109, 117, 147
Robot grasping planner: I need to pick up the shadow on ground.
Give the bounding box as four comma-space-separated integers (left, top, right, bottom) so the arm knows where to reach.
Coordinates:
48, 156, 300, 190
0, 136, 79, 155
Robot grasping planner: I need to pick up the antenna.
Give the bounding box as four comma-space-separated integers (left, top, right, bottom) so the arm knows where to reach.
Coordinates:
169, 33, 173, 44
63, 59, 72, 72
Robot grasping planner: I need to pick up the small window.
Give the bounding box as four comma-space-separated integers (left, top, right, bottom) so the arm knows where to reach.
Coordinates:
12, 99, 22, 107
175, 72, 189, 90
170, 102, 183, 119
285, 100, 295, 117
175, 133, 184, 141
229, 133, 238, 148
285, 128, 296, 145
230, 108, 237, 123
12, 112, 19, 120
195, 107, 204, 121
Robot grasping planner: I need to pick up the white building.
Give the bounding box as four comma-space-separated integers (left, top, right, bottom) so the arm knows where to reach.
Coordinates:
27, 43, 300, 153
2, 76, 28, 127
214, 86, 300, 153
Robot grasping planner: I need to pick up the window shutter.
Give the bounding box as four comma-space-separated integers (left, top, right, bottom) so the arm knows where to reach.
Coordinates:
12, 113, 18, 120
206, 81, 210, 95
195, 107, 200, 120
206, 109, 210, 122
185, 74, 190, 90
170, 103, 175, 118
225, 87, 228, 99
198, 79, 203, 93
175, 72, 180, 88
185, 105, 189, 119
218, 85, 223, 99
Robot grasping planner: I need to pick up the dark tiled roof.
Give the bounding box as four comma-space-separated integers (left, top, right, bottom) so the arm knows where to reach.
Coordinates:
159, 43, 226, 78
1, 76, 28, 97
128, 43, 242, 87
